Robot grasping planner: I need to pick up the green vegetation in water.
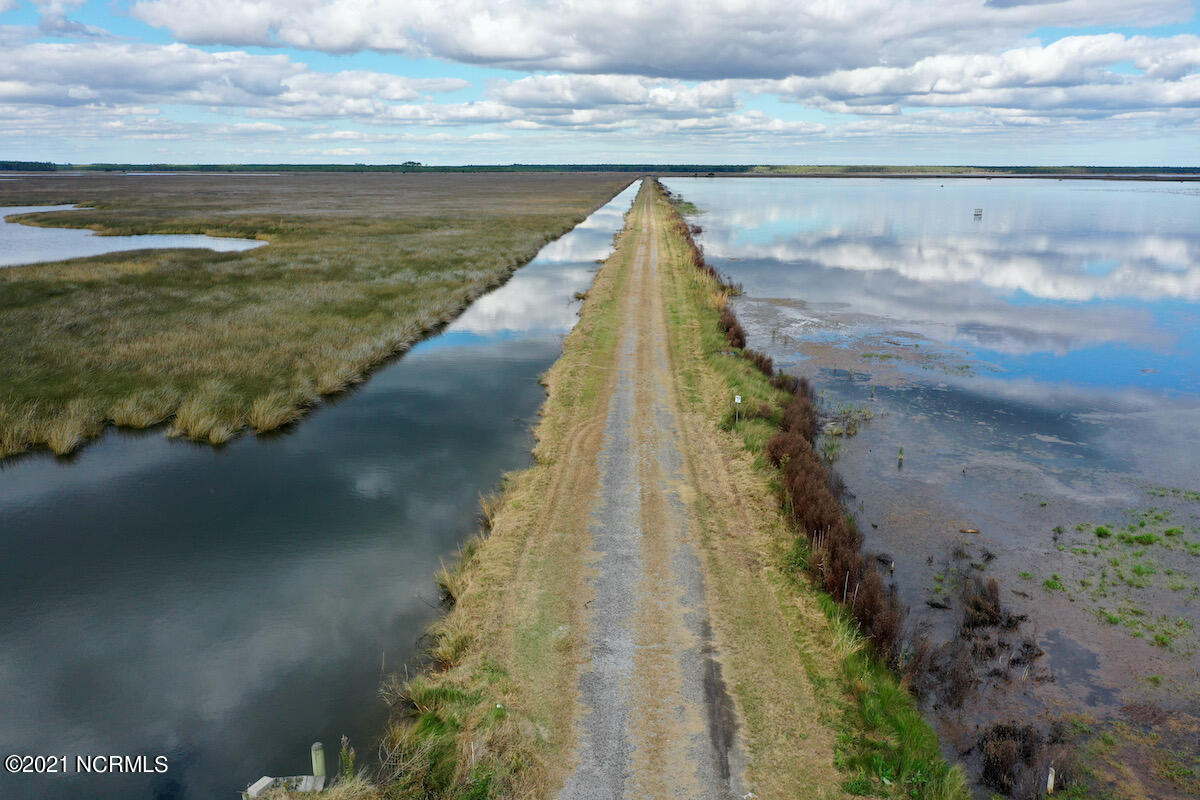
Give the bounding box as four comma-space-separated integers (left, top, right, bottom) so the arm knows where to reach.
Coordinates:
0, 172, 632, 457
1047, 496, 1200, 654
821, 437, 843, 463
1043, 574, 1067, 592
1148, 485, 1200, 502
669, 198, 702, 215
825, 402, 874, 437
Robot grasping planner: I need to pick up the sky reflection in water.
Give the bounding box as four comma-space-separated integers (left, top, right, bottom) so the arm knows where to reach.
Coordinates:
665, 178, 1200, 399
663, 177, 1200, 718
0, 181, 639, 800
0, 205, 267, 267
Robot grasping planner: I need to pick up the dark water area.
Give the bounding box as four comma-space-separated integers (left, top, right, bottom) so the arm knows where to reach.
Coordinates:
664, 177, 1200, 794
0, 182, 640, 800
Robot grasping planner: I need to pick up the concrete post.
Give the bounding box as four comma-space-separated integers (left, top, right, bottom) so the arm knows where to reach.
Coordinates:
311, 742, 325, 779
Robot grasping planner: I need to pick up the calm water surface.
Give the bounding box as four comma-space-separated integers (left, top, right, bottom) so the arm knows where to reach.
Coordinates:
0, 181, 638, 799
664, 178, 1200, 756
0, 205, 267, 267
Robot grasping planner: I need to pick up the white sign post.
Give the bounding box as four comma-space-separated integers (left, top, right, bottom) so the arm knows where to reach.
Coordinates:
734, 394, 742, 425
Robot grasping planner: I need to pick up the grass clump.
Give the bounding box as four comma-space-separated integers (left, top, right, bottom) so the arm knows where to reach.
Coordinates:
1043, 574, 1067, 592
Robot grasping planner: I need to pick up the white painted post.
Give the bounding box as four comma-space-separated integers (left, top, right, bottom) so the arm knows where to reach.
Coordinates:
311, 742, 325, 780
734, 395, 741, 424
1046, 766, 1056, 795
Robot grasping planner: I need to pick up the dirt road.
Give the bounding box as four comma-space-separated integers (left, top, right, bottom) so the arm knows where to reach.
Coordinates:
556, 188, 746, 800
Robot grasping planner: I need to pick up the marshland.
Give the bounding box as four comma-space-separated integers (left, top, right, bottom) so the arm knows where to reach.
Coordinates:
666, 176, 1200, 798
0, 174, 638, 800
0, 171, 631, 456
3, 170, 1197, 800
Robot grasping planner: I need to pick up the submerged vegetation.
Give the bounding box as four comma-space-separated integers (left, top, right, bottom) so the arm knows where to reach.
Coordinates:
0, 172, 631, 457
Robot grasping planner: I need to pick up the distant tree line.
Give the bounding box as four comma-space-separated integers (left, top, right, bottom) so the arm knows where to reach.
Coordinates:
0, 161, 56, 171
5, 161, 1197, 175
64, 162, 753, 173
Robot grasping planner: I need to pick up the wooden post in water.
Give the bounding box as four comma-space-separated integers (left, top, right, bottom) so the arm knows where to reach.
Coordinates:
311, 742, 325, 781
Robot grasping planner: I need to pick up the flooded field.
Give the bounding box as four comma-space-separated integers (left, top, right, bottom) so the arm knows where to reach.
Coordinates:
0, 182, 639, 800
1, 205, 267, 267
664, 177, 1200, 797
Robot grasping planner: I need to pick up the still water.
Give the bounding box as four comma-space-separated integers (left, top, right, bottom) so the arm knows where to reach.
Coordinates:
664, 178, 1200, 758
0, 205, 267, 267
0, 181, 638, 800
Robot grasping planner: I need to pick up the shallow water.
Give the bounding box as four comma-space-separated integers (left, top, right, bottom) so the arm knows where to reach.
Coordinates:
664, 177, 1200, 784
0, 205, 267, 267
0, 181, 639, 800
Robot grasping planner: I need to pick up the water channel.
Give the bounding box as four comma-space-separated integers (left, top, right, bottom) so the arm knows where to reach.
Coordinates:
0, 181, 639, 800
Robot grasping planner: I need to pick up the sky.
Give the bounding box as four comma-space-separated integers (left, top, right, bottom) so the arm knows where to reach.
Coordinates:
0, 0, 1198, 165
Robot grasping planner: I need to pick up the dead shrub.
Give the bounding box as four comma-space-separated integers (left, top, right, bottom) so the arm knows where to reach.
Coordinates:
746, 348, 774, 376
939, 639, 977, 709
770, 372, 800, 395
962, 576, 1026, 631
771, 378, 908, 664
979, 723, 1047, 798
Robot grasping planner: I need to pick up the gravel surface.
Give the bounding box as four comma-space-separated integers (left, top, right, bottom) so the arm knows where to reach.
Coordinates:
558, 195, 745, 800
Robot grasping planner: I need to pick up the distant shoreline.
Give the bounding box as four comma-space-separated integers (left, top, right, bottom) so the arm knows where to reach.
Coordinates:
704, 172, 1200, 181
4, 161, 1199, 179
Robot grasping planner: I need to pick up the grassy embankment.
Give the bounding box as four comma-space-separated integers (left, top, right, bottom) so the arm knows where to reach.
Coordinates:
0, 172, 631, 457
309, 180, 967, 799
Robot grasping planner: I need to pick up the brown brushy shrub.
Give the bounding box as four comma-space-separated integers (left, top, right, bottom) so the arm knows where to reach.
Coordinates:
725, 321, 746, 349
769, 378, 907, 664
746, 348, 774, 376
771, 372, 800, 395
979, 723, 1046, 798
717, 306, 746, 348
940, 639, 977, 709
902, 627, 938, 700
962, 576, 1027, 631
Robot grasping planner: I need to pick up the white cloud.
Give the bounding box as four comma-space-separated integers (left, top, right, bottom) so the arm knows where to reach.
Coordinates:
129, 0, 1193, 78
491, 74, 738, 117
767, 34, 1200, 119
0, 42, 467, 115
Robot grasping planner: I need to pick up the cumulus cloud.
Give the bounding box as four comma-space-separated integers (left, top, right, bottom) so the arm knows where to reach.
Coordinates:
767, 34, 1200, 119
128, 0, 1193, 78
0, 42, 466, 113
5, 1, 1200, 159
491, 74, 738, 117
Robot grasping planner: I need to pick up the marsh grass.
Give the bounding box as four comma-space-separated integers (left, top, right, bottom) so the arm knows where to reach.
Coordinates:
0, 172, 632, 457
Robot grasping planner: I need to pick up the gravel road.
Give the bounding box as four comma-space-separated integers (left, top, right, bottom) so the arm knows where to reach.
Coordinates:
557, 191, 746, 800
